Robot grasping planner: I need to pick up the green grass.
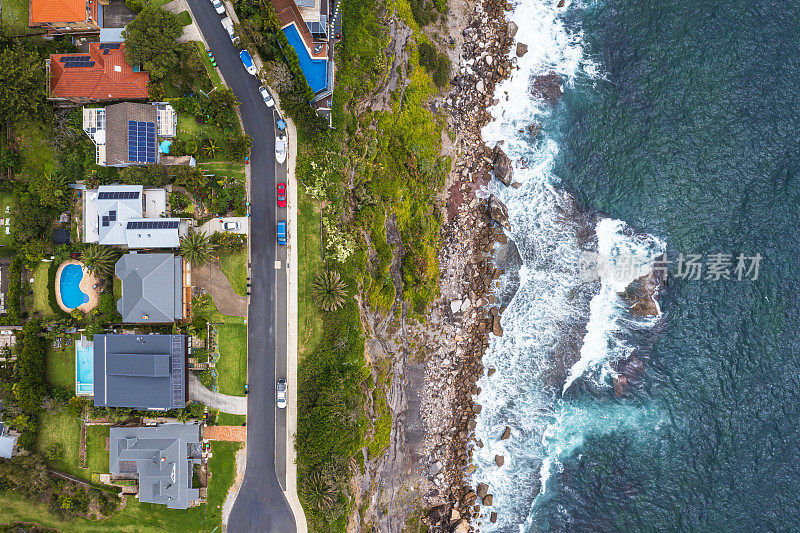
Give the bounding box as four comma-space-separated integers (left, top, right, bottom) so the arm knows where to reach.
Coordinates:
0, 191, 14, 247
35, 408, 84, 479
193, 41, 224, 90
16, 119, 56, 179
217, 413, 246, 426
219, 250, 247, 296
197, 161, 246, 182
0, 442, 241, 532
193, 296, 247, 325
297, 187, 323, 362
0, 0, 42, 35
31, 261, 52, 317
113, 275, 122, 302
216, 323, 247, 397
46, 341, 75, 391
176, 10, 192, 26
367, 384, 392, 458
85, 425, 110, 474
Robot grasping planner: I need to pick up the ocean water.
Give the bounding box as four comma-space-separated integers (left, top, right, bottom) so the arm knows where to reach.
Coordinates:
472, 0, 800, 531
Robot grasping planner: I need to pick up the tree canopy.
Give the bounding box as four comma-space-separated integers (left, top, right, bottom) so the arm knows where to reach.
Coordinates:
0, 39, 47, 123
123, 6, 183, 80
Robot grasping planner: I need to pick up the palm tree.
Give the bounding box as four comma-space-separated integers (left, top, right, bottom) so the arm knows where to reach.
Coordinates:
301, 471, 338, 510
81, 244, 118, 276
311, 270, 348, 312
180, 229, 214, 266
201, 139, 219, 158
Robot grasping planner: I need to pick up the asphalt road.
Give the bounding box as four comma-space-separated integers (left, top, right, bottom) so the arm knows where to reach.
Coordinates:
187, 1, 294, 531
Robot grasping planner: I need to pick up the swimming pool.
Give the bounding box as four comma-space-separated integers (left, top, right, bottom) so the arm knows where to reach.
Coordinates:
76, 342, 94, 396
59, 264, 89, 309
282, 24, 328, 93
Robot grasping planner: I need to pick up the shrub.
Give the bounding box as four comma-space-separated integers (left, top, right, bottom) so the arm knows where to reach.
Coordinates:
125, 0, 143, 12
211, 231, 247, 253
170, 191, 191, 211
226, 133, 252, 160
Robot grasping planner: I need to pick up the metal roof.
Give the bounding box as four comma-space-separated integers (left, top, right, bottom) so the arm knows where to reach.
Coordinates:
94, 185, 144, 245
93, 334, 186, 410
109, 423, 201, 509
115, 254, 184, 323
124, 218, 181, 249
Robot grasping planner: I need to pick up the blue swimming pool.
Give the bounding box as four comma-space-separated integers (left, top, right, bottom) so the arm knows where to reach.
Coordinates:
76, 343, 93, 395
60, 264, 89, 309
282, 24, 328, 93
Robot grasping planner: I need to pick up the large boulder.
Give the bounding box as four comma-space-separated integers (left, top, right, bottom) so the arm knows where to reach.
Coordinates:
516, 42, 529, 57
532, 72, 563, 105
501, 426, 511, 440
477, 482, 489, 498
488, 195, 511, 230
492, 315, 504, 337
493, 146, 513, 186
613, 374, 629, 397
452, 519, 469, 533
483, 494, 494, 506
495, 454, 505, 467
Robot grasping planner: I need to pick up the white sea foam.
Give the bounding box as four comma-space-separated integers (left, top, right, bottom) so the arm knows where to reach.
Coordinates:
471, 0, 664, 530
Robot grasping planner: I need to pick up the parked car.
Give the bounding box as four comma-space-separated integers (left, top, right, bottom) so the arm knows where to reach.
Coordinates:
221, 17, 238, 43
275, 135, 287, 164
277, 220, 287, 245
239, 50, 257, 75
223, 221, 239, 231
210, 0, 225, 15
276, 378, 287, 409
259, 86, 275, 107
277, 182, 287, 207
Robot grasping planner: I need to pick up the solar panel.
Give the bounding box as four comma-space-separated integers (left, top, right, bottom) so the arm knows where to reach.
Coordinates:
109, 210, 116, 221
127, 121, 157, 163
101, 216, 109, 227
127, 221, 179, 230
98, 191, 140, 200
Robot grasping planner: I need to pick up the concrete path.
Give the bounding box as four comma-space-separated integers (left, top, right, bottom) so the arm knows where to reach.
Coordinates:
194, 261, 248, 317
188, 372, 247, 415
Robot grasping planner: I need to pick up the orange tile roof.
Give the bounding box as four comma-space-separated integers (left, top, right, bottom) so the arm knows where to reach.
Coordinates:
30, 0, 91, 24
50, 43, 150, 100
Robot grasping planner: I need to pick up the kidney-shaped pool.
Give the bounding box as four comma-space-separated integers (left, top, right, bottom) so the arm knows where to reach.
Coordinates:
59, 263, 90, 309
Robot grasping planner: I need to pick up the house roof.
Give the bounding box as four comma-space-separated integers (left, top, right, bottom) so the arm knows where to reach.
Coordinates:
109, 423, 201, 509
93, 334, 187, 410
125, 219, 181, 249
50, 43, 149, 101
30, 0, 90, 24
105, 102, 158, 166
93, 185, 144, 245
115, 253, 184, 323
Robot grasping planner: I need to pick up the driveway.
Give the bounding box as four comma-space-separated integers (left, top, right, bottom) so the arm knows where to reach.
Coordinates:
198, 216, 249, 236
187, 0, 296, 531
188, 372, 247, 415
193, 261, 248, 316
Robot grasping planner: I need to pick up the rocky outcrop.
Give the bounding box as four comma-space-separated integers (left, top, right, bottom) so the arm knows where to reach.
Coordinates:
501, 426, 511, 440
494, 454, 505, 467
613, 374, 628, 397
516, 42, 528, 57
488, 195, 510, 230
492, 146, 513, 186
476, 482, 489, 498
531, 72, 563, 105
624, 269, 663, 317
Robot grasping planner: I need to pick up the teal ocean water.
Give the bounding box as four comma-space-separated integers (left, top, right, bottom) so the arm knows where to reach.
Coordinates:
472, 0, 800, 530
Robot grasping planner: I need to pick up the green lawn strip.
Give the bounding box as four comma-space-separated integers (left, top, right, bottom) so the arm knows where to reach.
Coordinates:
197, 161, 246, 182
176, 10, 192, 26
31, 261, 52, 317
217, 413, 246, 426
193, 40, 224, 90
219, 250, 247, 296
297, 186, 323, 363
0, 0, 43, 35
113, 275, 122, 302
16, 119, 56, 179
85, 425, 110, 475
46, 342, 75, 391
193, 297, 246, 324
35, 409, 84, 479
216, 323, 247, 397
1, 435, 241, 531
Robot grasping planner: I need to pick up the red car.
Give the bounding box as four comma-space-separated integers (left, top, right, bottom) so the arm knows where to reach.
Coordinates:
277, 182, 287, 207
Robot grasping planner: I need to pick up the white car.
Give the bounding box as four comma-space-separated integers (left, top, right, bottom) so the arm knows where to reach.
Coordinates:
259, 86, 275, 107
223, 221, 239, 231
210, 0, 225, 15
221, 17, 238, 43
276, 379, 287, 409
275, 136, 287, 164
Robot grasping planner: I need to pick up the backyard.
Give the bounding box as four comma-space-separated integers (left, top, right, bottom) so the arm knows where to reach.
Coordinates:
0, 0, 44, 35
298, 186, 323, 361
30, 261, 52, 317
46, 339, 75, 391
215, 323, 247, 397
0, 191, 14, 247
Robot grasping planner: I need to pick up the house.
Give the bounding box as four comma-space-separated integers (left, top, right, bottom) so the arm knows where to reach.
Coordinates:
47, 43, 149, 102
93, 334, 188, 410
83, 102, 177, 166
115, 253, 188, 323
29, 0, 100, 34
83, 185, 185, 247
0, 421, 18, 459
109, 423, 202, 509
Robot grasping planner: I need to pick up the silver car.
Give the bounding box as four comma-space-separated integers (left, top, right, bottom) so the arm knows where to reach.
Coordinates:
210, 0, 225, 14
259, 86, 275, 107
276, 378, 287, 409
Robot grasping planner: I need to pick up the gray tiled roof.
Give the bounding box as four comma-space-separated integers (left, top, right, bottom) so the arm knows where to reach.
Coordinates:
105, 102, 157, 167
109, 423, 201, 509
115, 253, 183, 323
93, 334, 186, 410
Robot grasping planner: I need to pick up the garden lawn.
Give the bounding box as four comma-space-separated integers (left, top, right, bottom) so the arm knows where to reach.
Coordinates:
0, 191, 14, 247
46, 341, 75, 391
297, 186, 323, 362
31, 261, 52, 317
0, 0, 42, 35
15, 119, 56, 179
219, 250, 247, 296
85, 425, 110, 475
35, 408, 84, 479
0, 442, 241, 532
198, 161, 246, 182
194, 40, 224, 89
216, 323, 247, 397
193, 297, 246, 326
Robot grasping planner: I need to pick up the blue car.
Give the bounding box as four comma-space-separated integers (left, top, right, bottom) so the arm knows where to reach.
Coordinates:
277, 220, 287, 245
239, 50, 256, 75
